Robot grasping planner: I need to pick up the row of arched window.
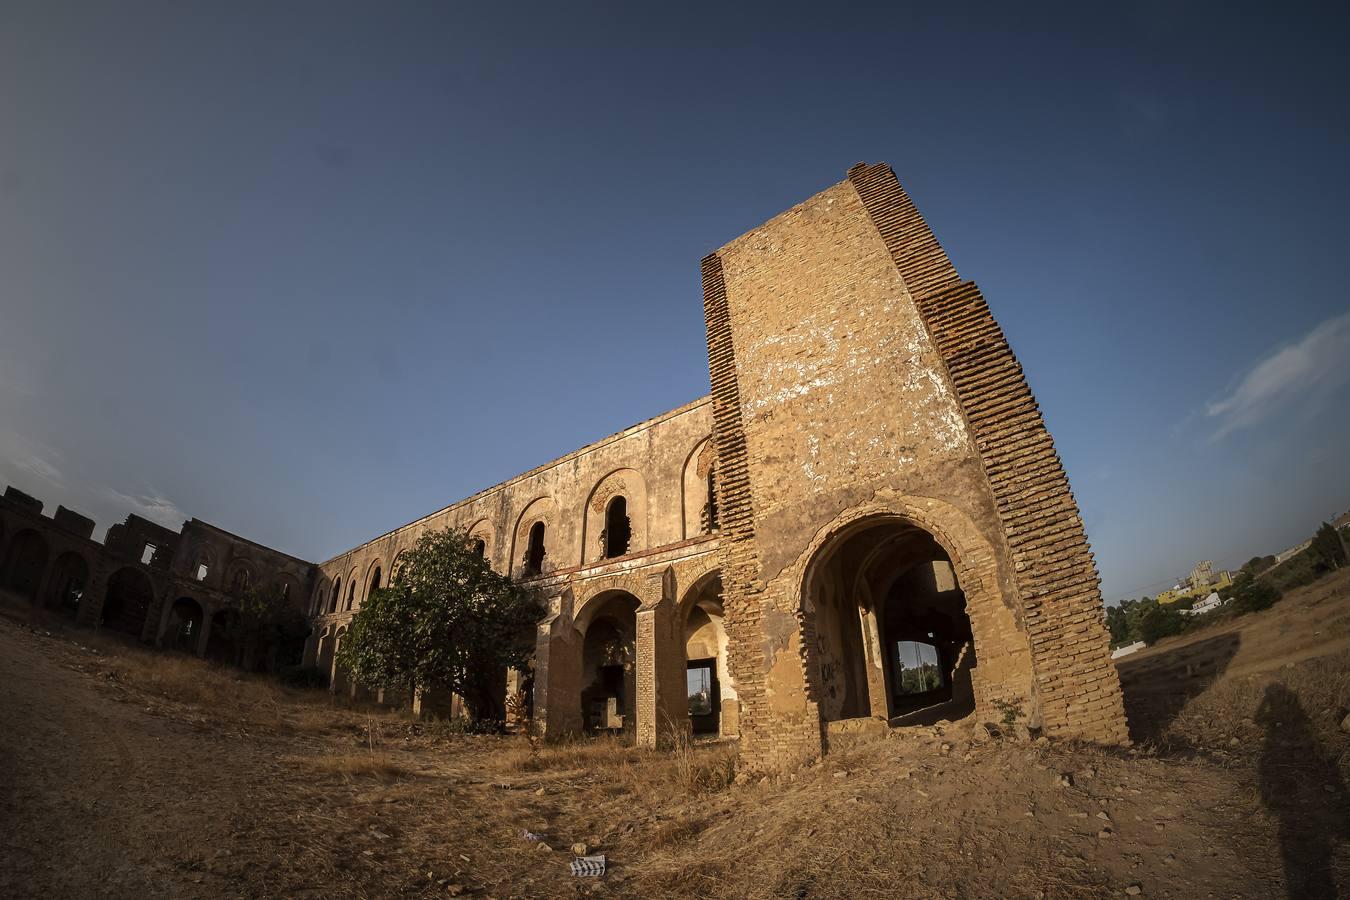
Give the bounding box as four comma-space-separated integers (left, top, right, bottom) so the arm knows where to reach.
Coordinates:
318, 447, 720, 616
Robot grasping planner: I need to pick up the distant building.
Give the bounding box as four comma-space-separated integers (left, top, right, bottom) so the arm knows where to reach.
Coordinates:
1111, 641, 1146, 659
1158, 560, 1232, 605
1180, 592, 1224, 616
1274, 540, 1313, 565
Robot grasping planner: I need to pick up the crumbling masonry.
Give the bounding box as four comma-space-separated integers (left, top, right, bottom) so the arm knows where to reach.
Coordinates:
0, 164, 1128, 769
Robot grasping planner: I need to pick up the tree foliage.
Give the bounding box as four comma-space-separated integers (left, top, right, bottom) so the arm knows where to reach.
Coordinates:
1241, 555, 1277, 577
336, 528, 545, 721
1136, 602, 1185, 644
218, 584, 310, 670
1311, 522, 1347, 570
1222, 570, 1281, 614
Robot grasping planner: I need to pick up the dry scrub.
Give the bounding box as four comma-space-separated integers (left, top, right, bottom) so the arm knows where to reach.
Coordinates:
294, 752, 409, 781
498, 733, 736, 799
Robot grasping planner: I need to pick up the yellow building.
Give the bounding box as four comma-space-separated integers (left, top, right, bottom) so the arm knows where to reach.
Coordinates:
1158, 561, 1232, 605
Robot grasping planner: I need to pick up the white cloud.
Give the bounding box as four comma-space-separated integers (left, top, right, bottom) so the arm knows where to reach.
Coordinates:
100, 488, 187, 530
0, 432, 65, 489
1206, 311, 1350, 439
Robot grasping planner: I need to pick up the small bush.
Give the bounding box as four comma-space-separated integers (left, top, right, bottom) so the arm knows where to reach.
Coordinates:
1226, 571, 1281, 614
991, 696, 1024, 727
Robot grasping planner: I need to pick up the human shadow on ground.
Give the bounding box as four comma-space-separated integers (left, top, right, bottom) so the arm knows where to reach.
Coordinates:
1256, 683, 1349, 899
1116, 632, 1242, 745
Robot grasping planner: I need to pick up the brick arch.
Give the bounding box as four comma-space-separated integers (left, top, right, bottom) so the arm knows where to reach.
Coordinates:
183, 544, 215, 584
464, 517, 495, 564
509, 496, 558, 579
327, 574, 343, 615
2, 528, 49, 601
362, 557, 385, 605
271, 572, 300, 607
45, 549, 92, 614
572, 573, 661, 635
225, 558, 258, 595
389, 549, 408, 581
681, 436, 717, 539
310, 574, 332, 616
676, 565, 723, 629
789, 493, 1034, 730
581, 468, 648, 565
344, 567, 359, 610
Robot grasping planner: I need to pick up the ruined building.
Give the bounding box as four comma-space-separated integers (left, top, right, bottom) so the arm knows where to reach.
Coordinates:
0, 163, 1129, 769
0, 485, 313, 666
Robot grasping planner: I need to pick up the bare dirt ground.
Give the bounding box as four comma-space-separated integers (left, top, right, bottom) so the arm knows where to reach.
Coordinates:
2, 571, 1348, 899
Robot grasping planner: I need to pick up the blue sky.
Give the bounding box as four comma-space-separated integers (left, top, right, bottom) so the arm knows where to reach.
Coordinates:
2, 1, 1347, 603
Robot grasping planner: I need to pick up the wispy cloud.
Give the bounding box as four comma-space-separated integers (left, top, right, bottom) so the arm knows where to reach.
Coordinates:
100, 488, 187, 530
1206, 311, 1350, 439
0, 432, 65, 489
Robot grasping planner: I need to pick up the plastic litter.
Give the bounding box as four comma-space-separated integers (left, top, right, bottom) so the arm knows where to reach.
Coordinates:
570, 854, 606, 877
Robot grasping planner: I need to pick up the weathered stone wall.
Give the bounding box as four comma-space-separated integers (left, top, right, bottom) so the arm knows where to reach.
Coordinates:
701, 164, 1126, 770
0, 489, 315, 662
311, 397, 715, 614
309, 398, 725, 737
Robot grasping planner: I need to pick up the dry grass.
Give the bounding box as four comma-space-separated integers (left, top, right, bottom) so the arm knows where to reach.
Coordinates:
59, 627, 407, 736
497, 731, 736, 799
1159, 649, 1350, 761
295, 752, 410, 781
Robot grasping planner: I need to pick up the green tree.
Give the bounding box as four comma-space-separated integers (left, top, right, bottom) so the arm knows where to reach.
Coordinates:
1241, 555, 1277, 577
1224, 570, 1281, 614
1311, 522, 1347, 570
1123, 596, 1155, 645
216, 584, 310, 671
336, 528, 545, 721
1137, 601, 1185, 644
1105, 599, 1143, 646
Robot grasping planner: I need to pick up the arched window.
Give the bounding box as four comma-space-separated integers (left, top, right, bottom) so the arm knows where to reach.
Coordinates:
368, 566, 381, 599
603, 496, 631, 559
472, 538, 486, 558
230, 566, 252, 595
524, 521, 546, 576
346, 580, 356, 610
330, 578, 341, 614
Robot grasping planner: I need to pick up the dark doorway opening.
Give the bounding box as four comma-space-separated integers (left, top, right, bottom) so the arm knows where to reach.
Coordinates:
603, 497, 631, 558
102, 567, 153, 638
806, 518, 977, 727
2, 529, 49, 601
687, 658, 720, 735
167, 597, 203, 653
524, 521, 546, 576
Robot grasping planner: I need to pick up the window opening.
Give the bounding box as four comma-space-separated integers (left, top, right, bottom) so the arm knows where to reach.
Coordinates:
603, 497, 631, 558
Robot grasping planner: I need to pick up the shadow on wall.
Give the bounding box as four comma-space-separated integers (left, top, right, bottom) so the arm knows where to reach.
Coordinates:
1256, 683, 1349, 900
1115, 632, 1242, 745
